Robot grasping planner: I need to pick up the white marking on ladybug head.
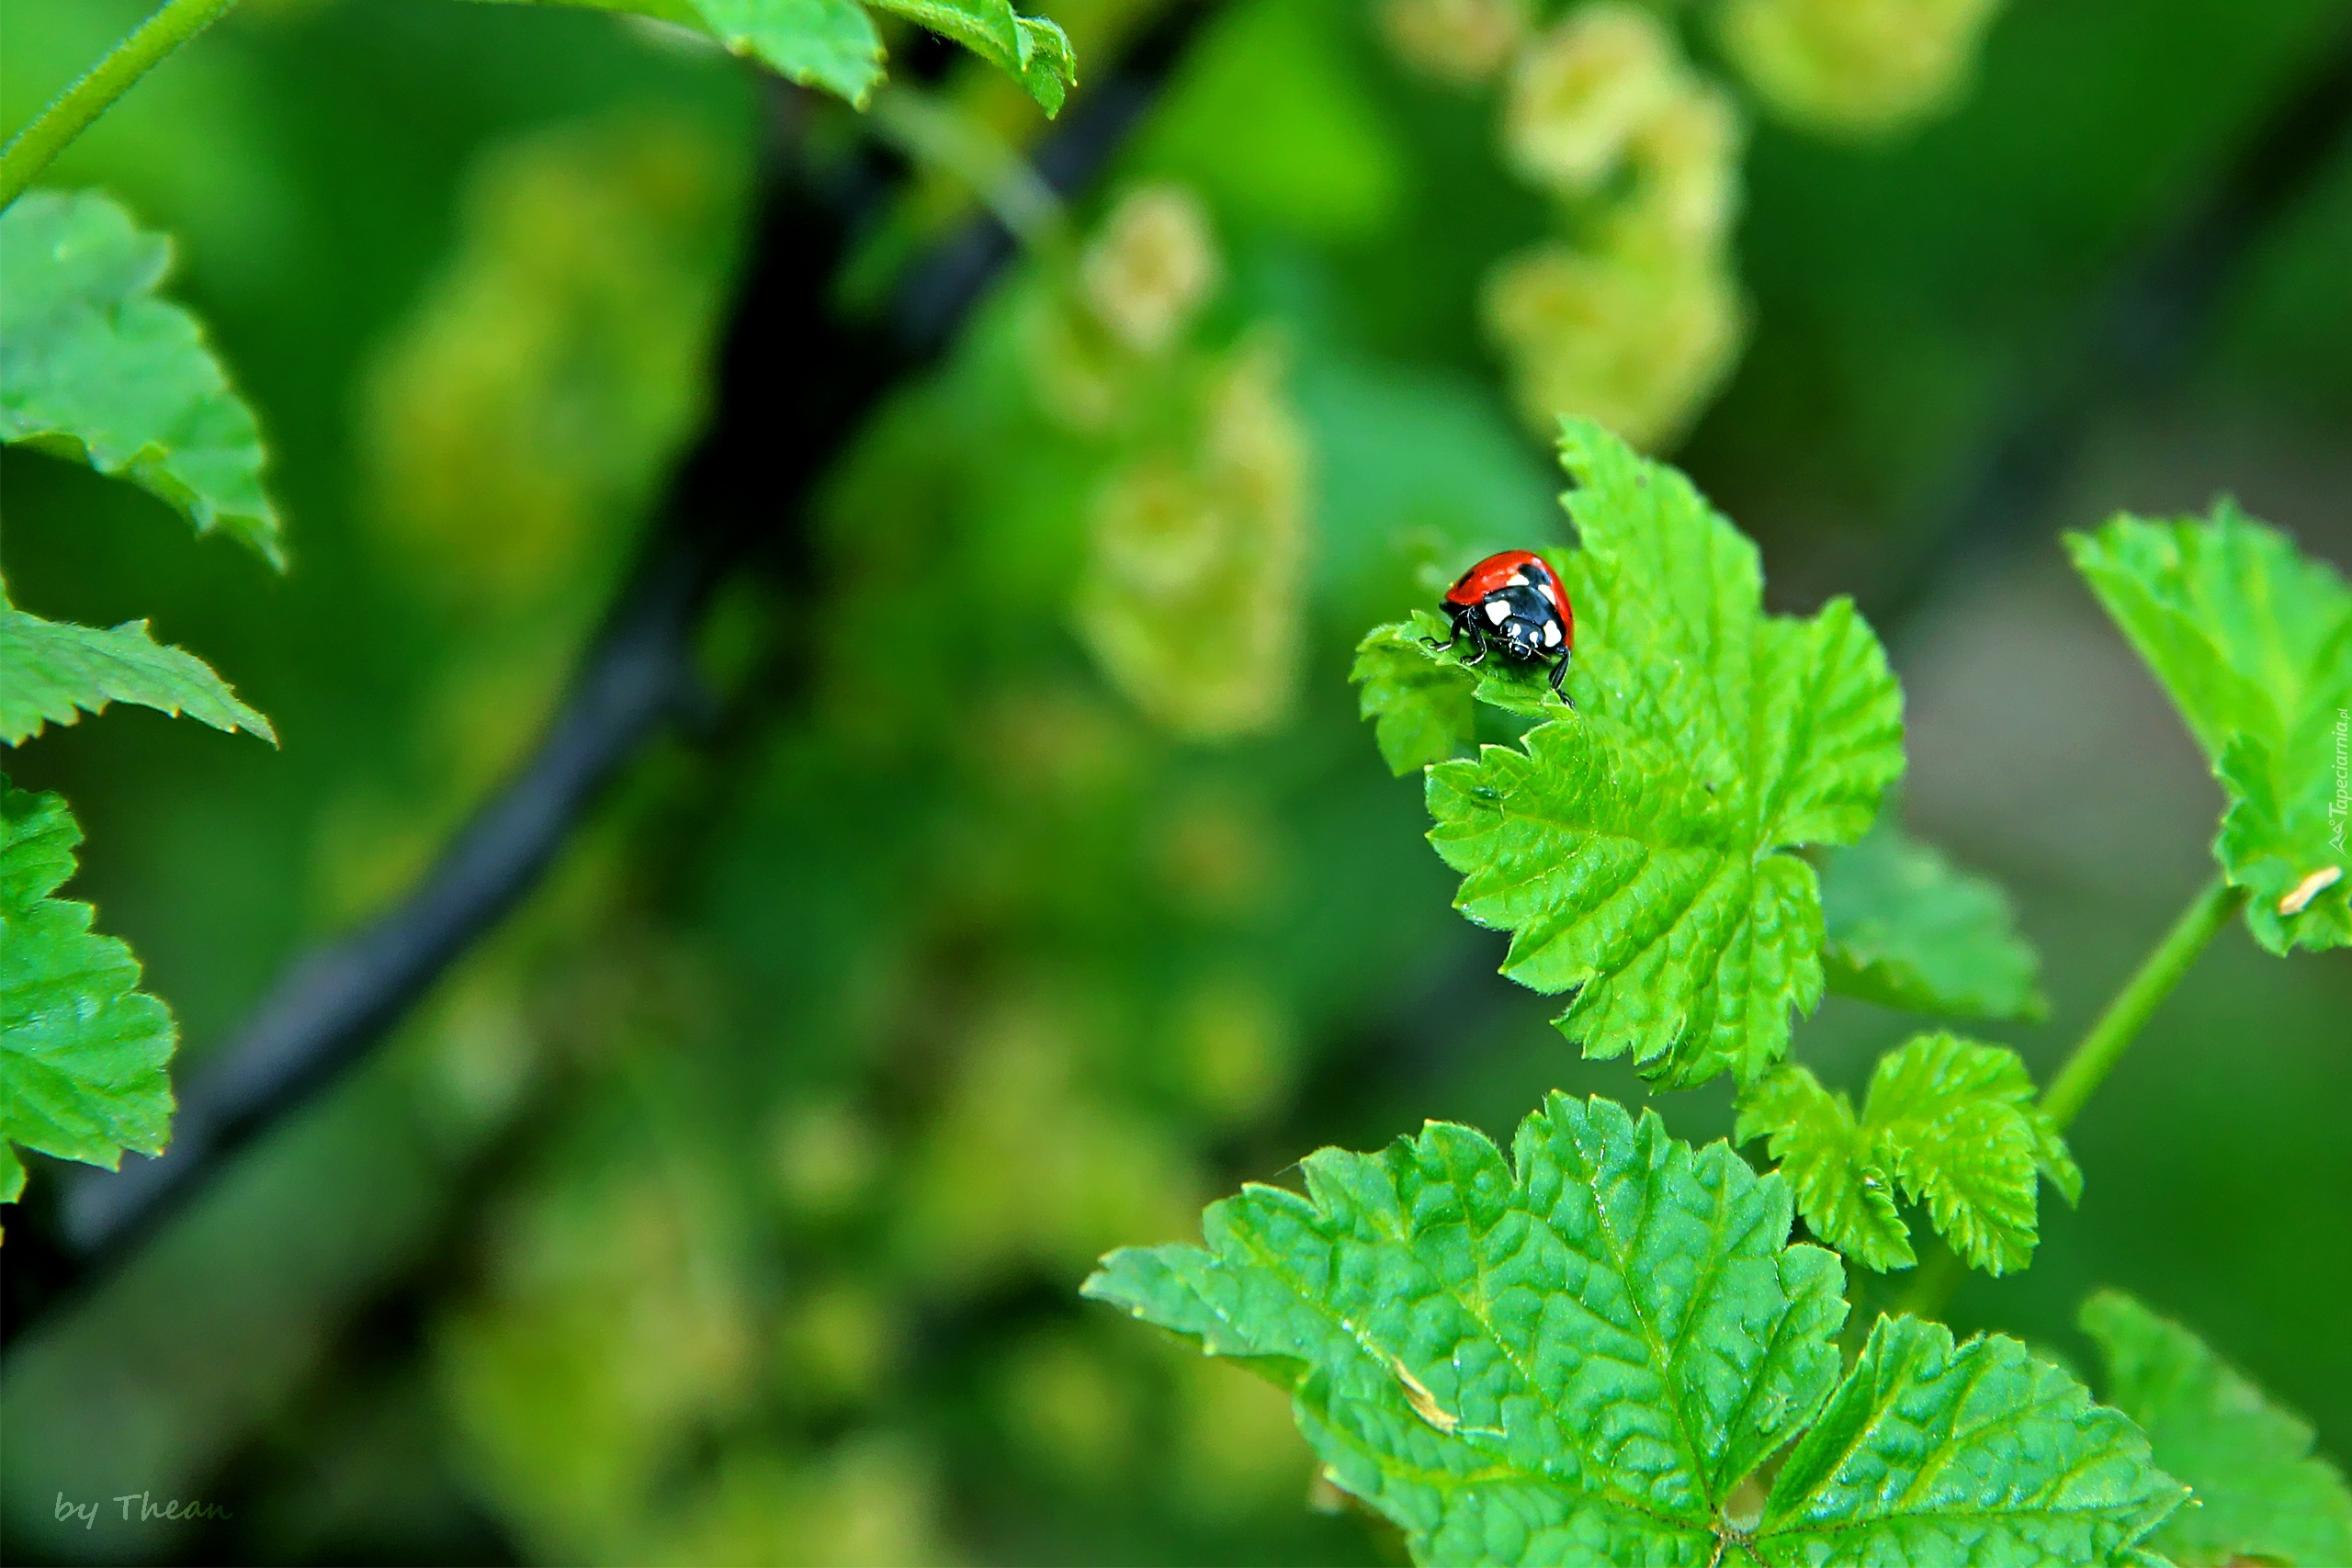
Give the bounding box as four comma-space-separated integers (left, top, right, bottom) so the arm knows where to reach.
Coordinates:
1485, 598, 1511, 624
1543, 620, 1562, 647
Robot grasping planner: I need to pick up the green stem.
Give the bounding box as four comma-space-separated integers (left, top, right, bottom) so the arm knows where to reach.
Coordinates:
1891, 1241, 1962, 1327
868, 85, 1067, 250
0, 0, 242, 211
2038, 873, 2245, 1133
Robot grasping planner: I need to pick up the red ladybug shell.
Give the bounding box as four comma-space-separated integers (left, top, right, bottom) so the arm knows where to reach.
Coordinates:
1443, 550, 1573, 649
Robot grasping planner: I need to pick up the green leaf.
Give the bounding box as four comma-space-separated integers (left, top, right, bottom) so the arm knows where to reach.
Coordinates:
1397, 420, 1904, 1088
1430, 714, 1826, 1088
872, 0, 1076, 118
693, 0, 887, 107
1352, 618, 1476, 774
1350, 609, 1561, 776
1084, 1091, 2184, 1564
2082, 1291, 2352, 1567
1865, 1032, 2080, 1271
484, 0, 1074, 115
1736, 1032, 2080, 1275
2216, 731, 2349, 954
1758, 1314, 2187, 1564
2067, 503, 2352, 953
1733, 1061, 1912, 1271
0, 190, 283, 567
1819, 812, 2044, 1022
1550, 421, 1904, 852
0, 776, 177, 1195
0, 608, 274, 746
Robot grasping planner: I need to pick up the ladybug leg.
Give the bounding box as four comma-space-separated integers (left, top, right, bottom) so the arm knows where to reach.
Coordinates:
1421, 615, 1464, 653
1461, 642, 1487, 667
1550, 652, 1572, 705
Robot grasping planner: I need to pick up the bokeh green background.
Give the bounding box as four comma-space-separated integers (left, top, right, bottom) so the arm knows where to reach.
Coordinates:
2, 0, 2347, 1561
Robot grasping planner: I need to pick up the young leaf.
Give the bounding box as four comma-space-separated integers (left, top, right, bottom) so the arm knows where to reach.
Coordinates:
0, 608, 274, 746
1819, 812, 2044, 1021
2067, 503, 2351, 953
2083, 1291, 2352, 1568
1406, 420, 1903, 1087
1351, 618, 1477, 774
1083, 1091, 2184, 1564
1350, 609, 1561, 776
1430, 714, 1825, 1087
1737, 1032, 2079, 1275
0, 191, 283, 568
1551, 422, 1903, 852
1866, 1032, 2080, 1270
0, 777, 178, 1203
487, 0, 1076, 115
1733, 1061, 1911, 1271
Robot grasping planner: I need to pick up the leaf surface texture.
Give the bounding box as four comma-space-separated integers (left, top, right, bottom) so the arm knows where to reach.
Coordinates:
1087, 1092, 2182, 1564
1736, 1032, 2078, 1275
0, 779, 178, 1202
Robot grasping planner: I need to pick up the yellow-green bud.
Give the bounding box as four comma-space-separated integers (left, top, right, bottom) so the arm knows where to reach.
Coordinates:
1503, 4, 1685, 193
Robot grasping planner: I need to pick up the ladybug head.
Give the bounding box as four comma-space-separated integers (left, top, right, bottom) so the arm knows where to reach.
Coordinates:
1498, 616, 1547, 660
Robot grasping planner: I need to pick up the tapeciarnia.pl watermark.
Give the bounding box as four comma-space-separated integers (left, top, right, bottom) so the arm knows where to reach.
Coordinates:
54, 1491, 231, 1529
2331, 707, 2348, 854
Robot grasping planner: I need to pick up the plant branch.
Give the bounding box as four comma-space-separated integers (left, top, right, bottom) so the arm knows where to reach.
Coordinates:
8, 3, 1213, 1320
0, 0, 241, 210
2038, 873, 2247, 1133
54, 536, 717, 1253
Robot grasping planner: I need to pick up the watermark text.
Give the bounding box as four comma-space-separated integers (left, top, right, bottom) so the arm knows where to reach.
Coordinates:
2330, 707, 2347, 853
54, 1491, 232, 1529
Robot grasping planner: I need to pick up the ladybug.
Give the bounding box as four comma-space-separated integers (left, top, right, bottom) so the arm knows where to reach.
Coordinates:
1428, 549, 1575, 699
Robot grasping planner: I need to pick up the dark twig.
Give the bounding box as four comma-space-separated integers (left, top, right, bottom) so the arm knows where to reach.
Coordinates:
56, 541, 714, 1252
34, 6, 1211, 1287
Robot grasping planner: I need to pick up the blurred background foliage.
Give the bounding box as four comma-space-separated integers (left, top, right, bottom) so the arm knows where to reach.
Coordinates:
1, 0, 2348, 1561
